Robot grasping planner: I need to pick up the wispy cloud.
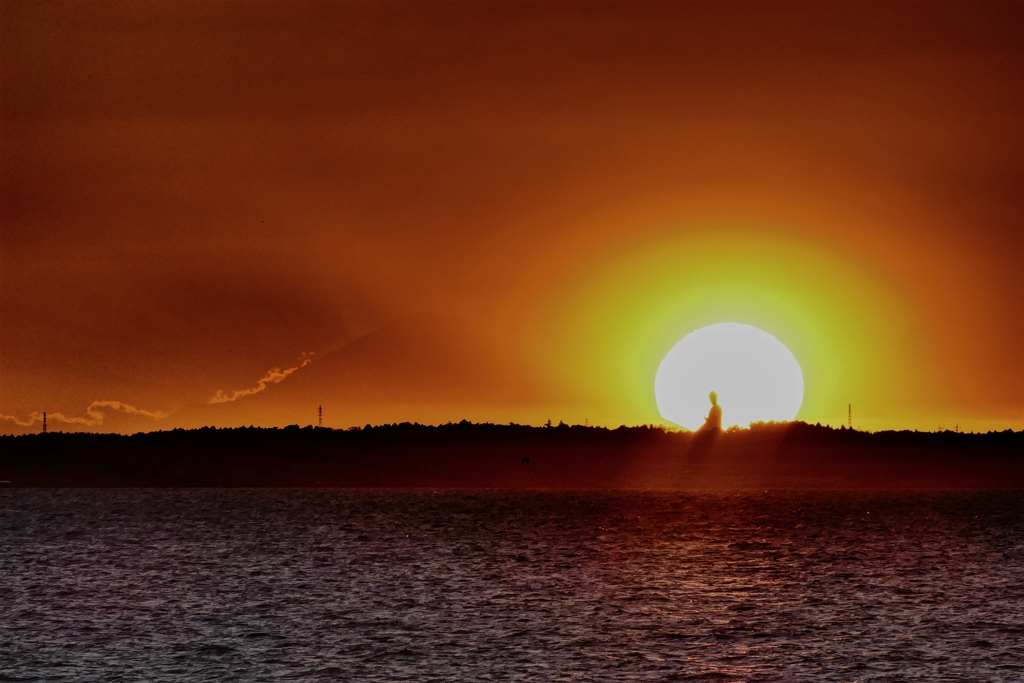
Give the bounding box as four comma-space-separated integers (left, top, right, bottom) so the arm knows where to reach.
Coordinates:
2, 353, 315, 428
208, 353, 314, 404
1, 401, 170, 428
0, 413, 37, 427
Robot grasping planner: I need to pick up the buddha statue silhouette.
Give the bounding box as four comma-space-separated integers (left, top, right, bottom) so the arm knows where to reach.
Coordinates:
700, 391, 722, 432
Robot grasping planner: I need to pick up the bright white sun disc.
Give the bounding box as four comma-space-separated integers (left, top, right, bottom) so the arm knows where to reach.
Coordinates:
655, 323, 803, 430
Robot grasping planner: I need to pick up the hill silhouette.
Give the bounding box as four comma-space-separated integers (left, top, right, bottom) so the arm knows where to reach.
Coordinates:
2, 422, 1020, 490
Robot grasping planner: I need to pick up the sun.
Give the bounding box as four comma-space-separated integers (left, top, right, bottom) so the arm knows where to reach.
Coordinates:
655, 323, 803, 430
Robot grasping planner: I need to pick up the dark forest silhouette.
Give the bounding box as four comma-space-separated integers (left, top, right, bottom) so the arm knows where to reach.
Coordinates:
1, 421, 1020, 489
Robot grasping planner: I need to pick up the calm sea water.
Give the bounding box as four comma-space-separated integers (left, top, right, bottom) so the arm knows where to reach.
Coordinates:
1, 490, 1022, 682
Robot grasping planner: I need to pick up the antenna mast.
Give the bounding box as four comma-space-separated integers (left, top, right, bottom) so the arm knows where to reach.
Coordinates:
848, 404, 852, 430
42, 411, 47, 434
318, 405, 322, 428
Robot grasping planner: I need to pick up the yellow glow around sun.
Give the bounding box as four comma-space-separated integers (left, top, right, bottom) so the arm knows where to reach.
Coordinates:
511, 218, 914, 429
655, 323, 804, 429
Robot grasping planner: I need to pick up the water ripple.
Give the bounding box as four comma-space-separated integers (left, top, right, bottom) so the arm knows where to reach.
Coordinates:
1, 490, 1022, 681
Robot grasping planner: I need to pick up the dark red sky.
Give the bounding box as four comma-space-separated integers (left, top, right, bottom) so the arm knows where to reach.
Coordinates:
2, 1, 1021, 432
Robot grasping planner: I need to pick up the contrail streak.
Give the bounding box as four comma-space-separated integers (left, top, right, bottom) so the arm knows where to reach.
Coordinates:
1, 401, 169, 428
208, 353, 314, 404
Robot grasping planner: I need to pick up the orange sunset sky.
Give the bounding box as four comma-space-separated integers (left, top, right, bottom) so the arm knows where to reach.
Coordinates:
1, 1, 1021, 434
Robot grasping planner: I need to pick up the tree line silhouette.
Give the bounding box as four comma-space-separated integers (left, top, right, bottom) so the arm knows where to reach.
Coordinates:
1, 421, 1020, 489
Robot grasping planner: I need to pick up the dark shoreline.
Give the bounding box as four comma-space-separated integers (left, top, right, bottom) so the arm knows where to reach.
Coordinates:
2, 421, 1021, 489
